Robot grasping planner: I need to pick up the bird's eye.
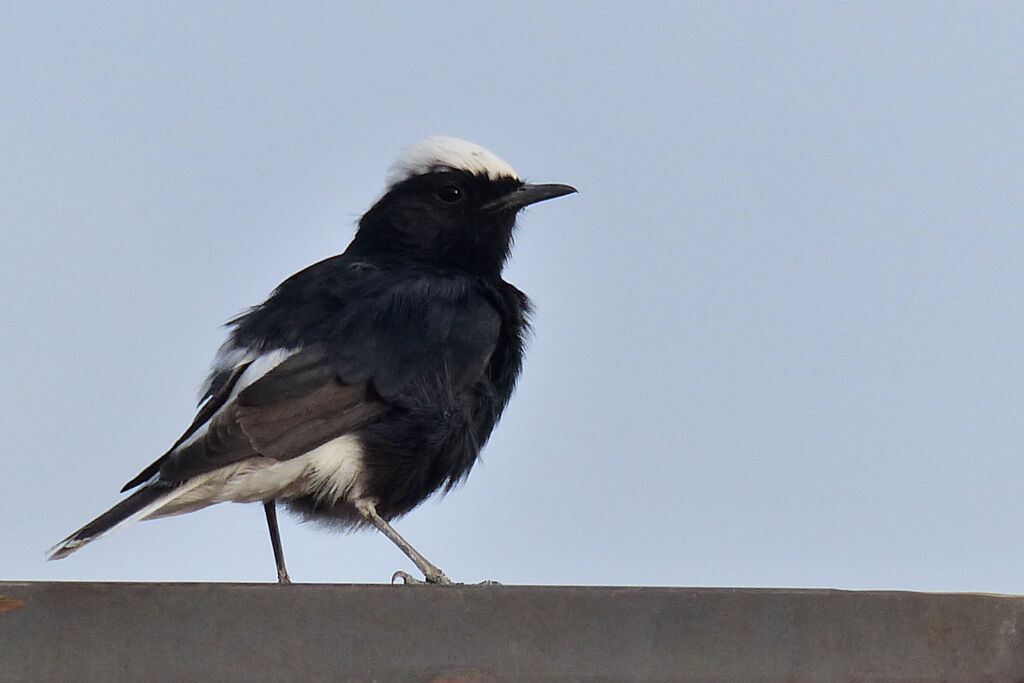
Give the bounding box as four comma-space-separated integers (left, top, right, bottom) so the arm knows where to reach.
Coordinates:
436, 184, 463, 204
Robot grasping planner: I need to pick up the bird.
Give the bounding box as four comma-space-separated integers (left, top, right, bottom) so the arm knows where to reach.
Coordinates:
48, 136, 576, 584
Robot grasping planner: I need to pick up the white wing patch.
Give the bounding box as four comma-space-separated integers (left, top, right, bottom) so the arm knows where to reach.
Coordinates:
231, 348, 299, 398
177, 347, 298, 453
387, 136, 519, 188
199, 340, 255, 399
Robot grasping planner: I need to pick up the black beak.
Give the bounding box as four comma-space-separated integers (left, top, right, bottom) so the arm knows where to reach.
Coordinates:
484, 183, 578, 211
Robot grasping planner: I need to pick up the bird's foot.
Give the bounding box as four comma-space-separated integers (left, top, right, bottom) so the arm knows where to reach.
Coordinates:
276, 569, 292, 585
390, 571, 501, 586
391, 569, 454, 585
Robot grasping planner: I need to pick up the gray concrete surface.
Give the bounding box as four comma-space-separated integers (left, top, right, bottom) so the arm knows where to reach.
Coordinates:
1, 582, 1023, 682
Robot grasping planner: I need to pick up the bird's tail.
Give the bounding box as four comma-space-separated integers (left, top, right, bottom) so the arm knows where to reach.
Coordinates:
47, 482, 193, 560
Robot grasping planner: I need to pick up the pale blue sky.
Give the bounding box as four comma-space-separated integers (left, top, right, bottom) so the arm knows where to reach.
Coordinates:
3, 3, 1024, 590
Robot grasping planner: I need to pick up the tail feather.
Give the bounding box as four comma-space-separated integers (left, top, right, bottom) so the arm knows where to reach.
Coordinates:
48, 485, 173, 560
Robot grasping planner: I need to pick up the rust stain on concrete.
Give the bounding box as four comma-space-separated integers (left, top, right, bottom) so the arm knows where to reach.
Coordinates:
0, 595, 25, 612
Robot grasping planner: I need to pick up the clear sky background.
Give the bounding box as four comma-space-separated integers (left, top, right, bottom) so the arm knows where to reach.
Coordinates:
3, 3, 1023, 591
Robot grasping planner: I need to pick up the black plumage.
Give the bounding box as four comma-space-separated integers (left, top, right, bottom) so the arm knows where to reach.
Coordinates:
48, 137, 575, 583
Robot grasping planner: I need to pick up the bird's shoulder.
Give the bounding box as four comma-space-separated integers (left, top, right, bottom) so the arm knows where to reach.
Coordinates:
211, 256, 521, 401
232, 255, 517, 344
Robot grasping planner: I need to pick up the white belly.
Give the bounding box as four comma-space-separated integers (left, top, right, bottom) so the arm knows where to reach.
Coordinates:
146, 435, 366, 518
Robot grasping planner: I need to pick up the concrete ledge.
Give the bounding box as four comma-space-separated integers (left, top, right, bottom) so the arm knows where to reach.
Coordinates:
2, 582, 1023, 682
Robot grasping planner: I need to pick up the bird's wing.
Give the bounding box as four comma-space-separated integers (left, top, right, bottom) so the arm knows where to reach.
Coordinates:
123, 273, 503, 488
151, 344, 387, 483
120, 360, 253, 491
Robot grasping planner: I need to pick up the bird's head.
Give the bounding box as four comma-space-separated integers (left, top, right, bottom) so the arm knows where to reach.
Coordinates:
352, 137, 576, 277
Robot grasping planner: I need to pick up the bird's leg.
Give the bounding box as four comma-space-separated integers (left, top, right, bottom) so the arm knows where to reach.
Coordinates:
354, 499, 453, 585
263, 500, 292, 584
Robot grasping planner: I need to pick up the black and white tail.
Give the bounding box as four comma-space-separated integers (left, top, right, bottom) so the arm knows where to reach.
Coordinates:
48, 485, 175, 560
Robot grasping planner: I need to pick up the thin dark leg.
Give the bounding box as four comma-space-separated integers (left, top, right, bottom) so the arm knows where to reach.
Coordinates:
263, 500, 291, 584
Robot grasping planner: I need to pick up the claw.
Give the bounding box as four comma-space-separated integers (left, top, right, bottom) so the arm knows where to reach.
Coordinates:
391, 569, 455, 585
392, 570, 421, 585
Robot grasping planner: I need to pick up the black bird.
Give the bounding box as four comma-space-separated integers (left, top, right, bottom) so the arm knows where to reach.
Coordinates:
48, 137, 576, 584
